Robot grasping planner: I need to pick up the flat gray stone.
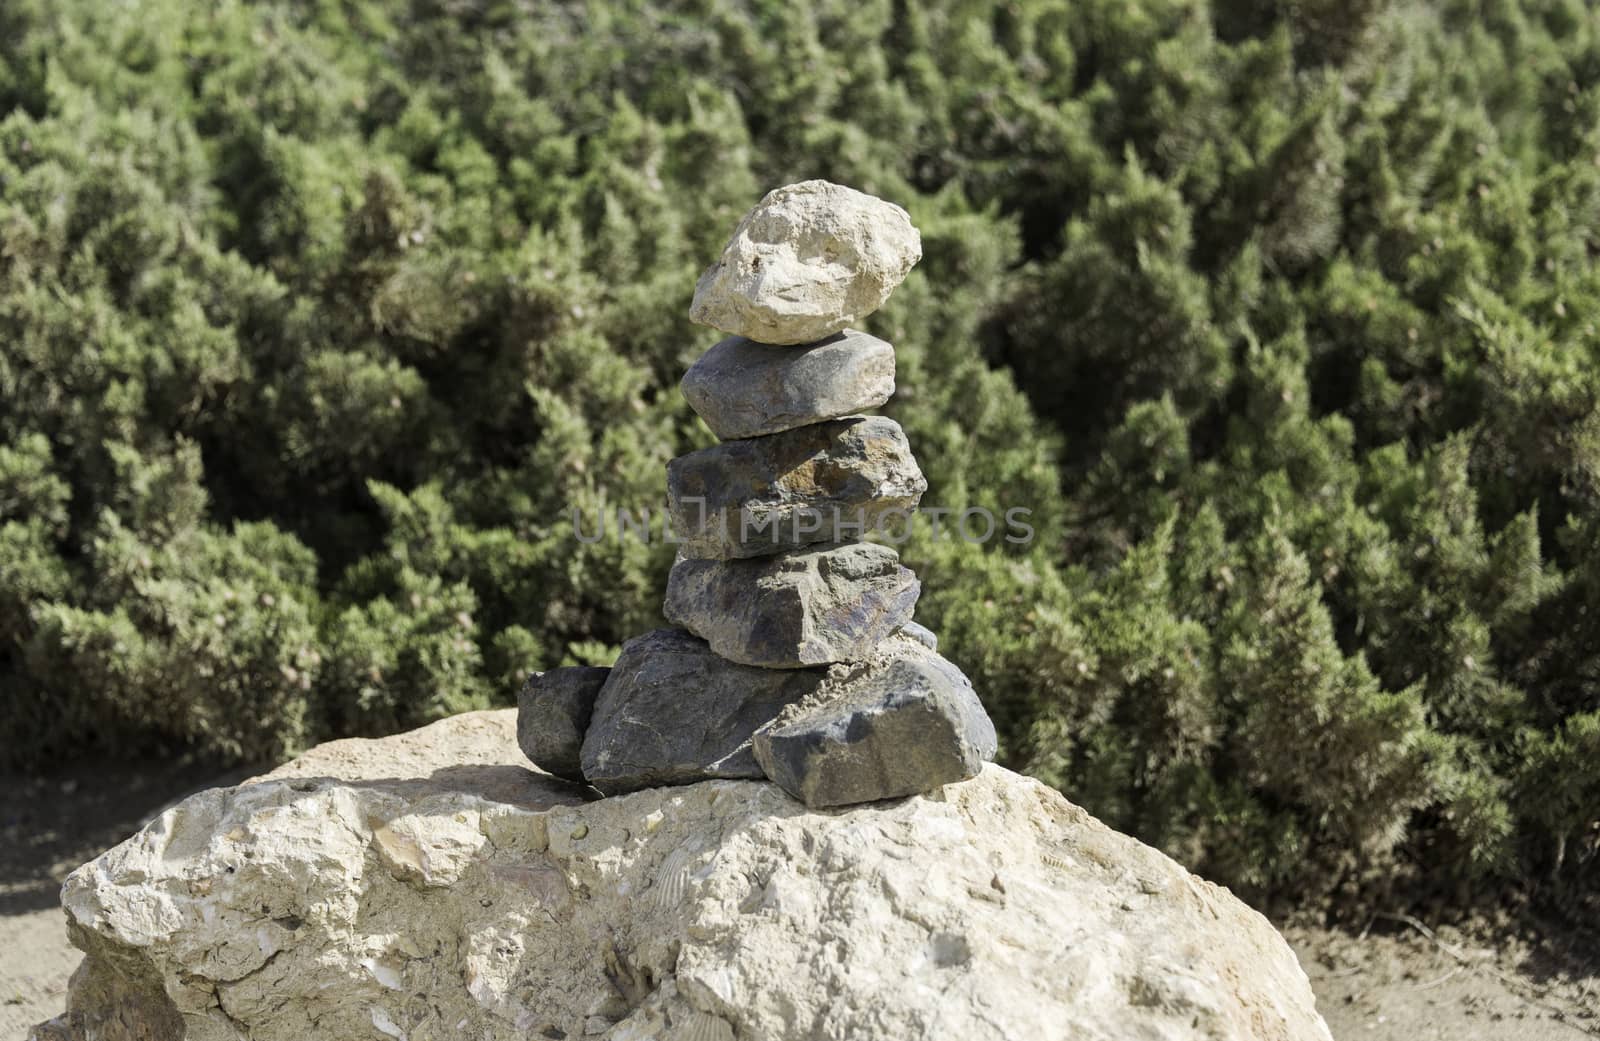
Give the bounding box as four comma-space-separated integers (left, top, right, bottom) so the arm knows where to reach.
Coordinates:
663, 542, 920, 668
753, 651, 997, 808
516, 667, 609, 781
579, 629, 826, 794
681, 330, 896, 440
666, 416, 925, 560
689, 180, 922, 344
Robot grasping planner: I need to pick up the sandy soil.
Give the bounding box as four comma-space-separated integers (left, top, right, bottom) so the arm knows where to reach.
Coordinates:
0, 760, 257, 1041
3, 763, 1597, 1041
1286, 914, 1599, 1041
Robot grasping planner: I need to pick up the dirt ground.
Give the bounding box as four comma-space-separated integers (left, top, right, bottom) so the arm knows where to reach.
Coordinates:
1285, 914, 1599, 1041
0, 759, 258, 1041
2, 761, 1596, 1041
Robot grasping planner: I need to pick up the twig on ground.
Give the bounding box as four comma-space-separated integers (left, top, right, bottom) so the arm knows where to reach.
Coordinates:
1412, 965, 1464, 990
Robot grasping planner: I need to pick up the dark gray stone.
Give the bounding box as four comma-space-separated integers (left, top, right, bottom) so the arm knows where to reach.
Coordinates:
666, 416, 925, 560
663, 542, 920, 668
579, 629, 826, 794
681, 330, 896, 440
753, 652, 997, 808
516, 666, 609, 782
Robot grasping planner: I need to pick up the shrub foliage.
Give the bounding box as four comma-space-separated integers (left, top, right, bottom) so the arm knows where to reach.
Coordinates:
3, 0, 1598, 904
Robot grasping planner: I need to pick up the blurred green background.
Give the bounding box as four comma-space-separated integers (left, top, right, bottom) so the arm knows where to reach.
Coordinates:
1, 0, 1597, 912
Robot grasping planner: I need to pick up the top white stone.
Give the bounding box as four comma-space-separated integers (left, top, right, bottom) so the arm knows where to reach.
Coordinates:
689, 180, 922, 345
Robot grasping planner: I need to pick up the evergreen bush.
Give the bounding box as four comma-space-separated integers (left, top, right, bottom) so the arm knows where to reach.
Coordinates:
3, 0, 1597, 904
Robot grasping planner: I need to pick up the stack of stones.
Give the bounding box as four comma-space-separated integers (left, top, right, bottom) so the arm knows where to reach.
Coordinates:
518, 181, 997, 808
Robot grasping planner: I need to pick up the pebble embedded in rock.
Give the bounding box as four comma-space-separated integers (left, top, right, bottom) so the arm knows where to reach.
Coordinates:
515, 666, 609, 782
666, 416, 925, 560
689, 180, 922, 344
664, 542, 919, 668
897, 620, 938, 651
680, 330, 896, 441
753, 652, 997, 808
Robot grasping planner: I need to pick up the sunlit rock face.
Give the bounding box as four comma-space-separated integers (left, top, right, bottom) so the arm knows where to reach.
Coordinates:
33, 711, 1333, 1041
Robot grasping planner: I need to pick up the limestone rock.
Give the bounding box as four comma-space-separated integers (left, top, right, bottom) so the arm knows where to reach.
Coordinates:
667, 416, 925, 559
680, 330, 896, 440
754, 654, 996, 807
579, 629, 824, 794
34, 710, 1333, 1041
516, 666, 608, 781
689, 180, 922, 344
664, 542, 918, 668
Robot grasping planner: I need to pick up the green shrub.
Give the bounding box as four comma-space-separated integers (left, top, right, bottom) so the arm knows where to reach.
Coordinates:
3, 0, 1598, 906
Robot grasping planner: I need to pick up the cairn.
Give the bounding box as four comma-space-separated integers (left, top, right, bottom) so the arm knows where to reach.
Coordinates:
518, 181, 997, 807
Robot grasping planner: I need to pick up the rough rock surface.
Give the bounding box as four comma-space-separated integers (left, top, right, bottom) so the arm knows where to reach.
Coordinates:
663, 542, 919, 668
754, 655, 996, 807
688, 180, 922, 344
517, 666, 609, 781
680, 330, 896, 440
33, 711, 1332, 1041
666, 415, 925, 559
579, 629, 824, 793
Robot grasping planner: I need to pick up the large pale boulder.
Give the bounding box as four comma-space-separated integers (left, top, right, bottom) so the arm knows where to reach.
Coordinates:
35, 711, 1332, 1041
689, 180, 922, 344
